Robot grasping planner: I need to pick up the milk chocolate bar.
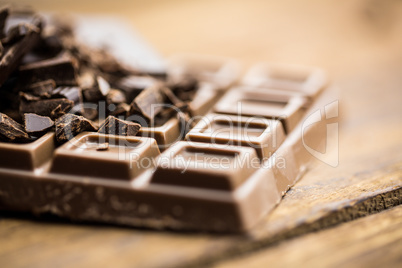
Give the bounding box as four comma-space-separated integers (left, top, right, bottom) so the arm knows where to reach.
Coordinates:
0, 8, 333, 232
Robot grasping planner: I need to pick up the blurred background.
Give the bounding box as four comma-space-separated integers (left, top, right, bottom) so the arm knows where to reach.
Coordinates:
7, 0, 402, 77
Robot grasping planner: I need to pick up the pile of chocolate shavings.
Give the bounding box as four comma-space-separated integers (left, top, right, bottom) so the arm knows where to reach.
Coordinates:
0, 6, 203, 144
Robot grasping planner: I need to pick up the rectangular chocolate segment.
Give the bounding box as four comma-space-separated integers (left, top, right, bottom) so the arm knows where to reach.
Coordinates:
242, 63, 327, 98
214, 86, 307, 133
151, 141, 259, 190
186, 113, 286, 159
50, 133, 160, 180
0, 132, 55, 170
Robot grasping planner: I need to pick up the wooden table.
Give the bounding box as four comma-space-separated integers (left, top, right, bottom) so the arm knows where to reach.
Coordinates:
2, 0, 402, 267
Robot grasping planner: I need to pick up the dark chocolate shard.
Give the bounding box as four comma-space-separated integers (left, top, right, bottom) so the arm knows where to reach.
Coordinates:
2, 23, 39, 45
20, 98, 74, 118
24, 113, 54, 134
0, 18, 41, 86
82, 76, 110, 102
0, 112, 30, 142
55, 113, 97, 143
129, 85, 165, 122
25, 79, 55, 97
52, 86, 83, 105
18, 55, 78, 86
106, 89, 126, 105
98, 115, 141, 136
0, 7, 9, 38
0, 41, 3, 58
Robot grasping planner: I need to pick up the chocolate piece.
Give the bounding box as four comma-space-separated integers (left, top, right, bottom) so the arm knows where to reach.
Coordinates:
242, 63, 327, 98
0, 132, 54, 170
24, 113, 54, 134
0, 41, 3, 58
151, 141, 259, 190
129, 84, 165, 122
82, 76, 110, 102
52, 86, 83, 105
2, 23, 39, 45
214, 87, 307, 133
137, 117, 182, 150
26, 79, 55, 97
0, 17, 41, 86
96, 142, 109, 151
98, 115, 141, 136
106, 89, 126, 105
186, 114, 286, 159
55, 113, 97, 143
50, 133, 160, 180
20, 98, 74, 118
18, 55, 78, 86
0, 112, 30, 142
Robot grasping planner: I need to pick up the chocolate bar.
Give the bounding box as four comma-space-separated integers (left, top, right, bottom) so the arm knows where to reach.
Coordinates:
0, 8, 334, 232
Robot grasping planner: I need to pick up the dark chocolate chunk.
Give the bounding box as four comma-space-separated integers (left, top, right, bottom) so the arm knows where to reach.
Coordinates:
0, 112, 30, 142
129, 85, 165, 122
24, 113, 54, 134
52, 86, 83, 105
25, 79, 55, 97
18, 55, 78, 86
20, 98, 74, 118
82, 76, 110, 102
0, 18, 41, 86
55, 113, 97, 143
106, 89, 126, 105
2, 23, 39, 45
0, 41, 3, 58
98, 115, 141, 136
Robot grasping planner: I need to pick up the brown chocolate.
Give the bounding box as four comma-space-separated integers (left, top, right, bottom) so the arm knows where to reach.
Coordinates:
98, 115, 141, 136
24, 113, 54, 135
129, 84, 165, 122
55, 113, 97, 143
0, 112, 30, 142
20, 98, 74, 118
19, 55, 78, 86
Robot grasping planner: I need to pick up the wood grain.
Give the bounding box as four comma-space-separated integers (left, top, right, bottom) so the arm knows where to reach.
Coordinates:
2, 0, 402, 267
215, 205, 402, 268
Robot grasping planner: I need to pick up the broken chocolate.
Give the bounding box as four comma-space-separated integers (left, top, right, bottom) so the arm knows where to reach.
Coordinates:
129, 84, 165, 122
20, 98, 74, 118
24, 113, 54, 134
18, 55, 78, 86
0, 18, 41, 86
52, 86, 83, 105
0, 112, 30, 142
82, 75, 110, 102
25, 79, 56, 97
98, 115, 141, 136
55, 113, 97, 143
106, 89, 126, 105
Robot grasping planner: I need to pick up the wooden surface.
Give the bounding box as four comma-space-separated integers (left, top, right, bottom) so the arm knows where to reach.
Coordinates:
3, 0, 402, 267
